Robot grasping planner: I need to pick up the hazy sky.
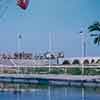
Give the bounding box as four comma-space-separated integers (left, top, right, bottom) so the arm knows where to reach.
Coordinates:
0, 0, 100, 57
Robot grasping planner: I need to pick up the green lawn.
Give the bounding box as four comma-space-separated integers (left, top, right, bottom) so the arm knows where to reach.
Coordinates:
30, 67, 100, 75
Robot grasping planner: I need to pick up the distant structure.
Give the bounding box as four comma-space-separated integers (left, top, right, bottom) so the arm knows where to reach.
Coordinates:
60, 57, 100, 65
0, 52, 100, 66
0, 51, 64, 67
13, 52, 33, 59
0, 52, 99, 74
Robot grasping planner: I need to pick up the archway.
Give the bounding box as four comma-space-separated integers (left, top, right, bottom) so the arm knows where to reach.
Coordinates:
83, 59, 89, 65
63, 60, 71, 65
72, 59, 80, 65
96, 59, 100, 64
91, 59, 95, 64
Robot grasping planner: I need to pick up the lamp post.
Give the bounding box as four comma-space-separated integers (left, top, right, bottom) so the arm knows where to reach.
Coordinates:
48, 32, 52, 72
17, 34, 22, 53
17, 33, 23, 75
16, 33, 23, 95
80, 30, 86, 100
80, 30, 86, 75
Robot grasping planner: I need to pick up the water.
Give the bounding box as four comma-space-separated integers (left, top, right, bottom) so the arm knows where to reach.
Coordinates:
0, 84, 100, 100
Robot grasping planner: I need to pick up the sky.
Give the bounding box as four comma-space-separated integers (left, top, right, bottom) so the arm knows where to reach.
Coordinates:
0, 0, 100, 57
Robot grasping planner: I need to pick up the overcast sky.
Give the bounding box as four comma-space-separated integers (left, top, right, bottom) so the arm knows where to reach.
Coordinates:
0, 0, 100, 57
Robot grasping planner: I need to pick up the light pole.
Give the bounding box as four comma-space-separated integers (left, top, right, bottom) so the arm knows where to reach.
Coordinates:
17, 33, 23, 75
80, 30, 86, 75
16, 33, 22, 95
48, 32, 52, 72
80, 30, 86, 100
17, 34, 22, 53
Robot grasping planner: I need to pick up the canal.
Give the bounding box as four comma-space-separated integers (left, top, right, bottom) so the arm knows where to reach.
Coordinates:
0, 83, 99, 100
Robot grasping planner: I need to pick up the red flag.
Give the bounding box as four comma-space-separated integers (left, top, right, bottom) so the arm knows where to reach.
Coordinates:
16, 0, 30, 10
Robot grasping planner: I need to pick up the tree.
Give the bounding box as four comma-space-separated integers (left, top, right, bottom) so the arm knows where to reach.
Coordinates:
88, 21, 100, 45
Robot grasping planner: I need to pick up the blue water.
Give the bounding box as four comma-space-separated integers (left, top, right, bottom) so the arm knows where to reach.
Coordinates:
0, 86, 100, 100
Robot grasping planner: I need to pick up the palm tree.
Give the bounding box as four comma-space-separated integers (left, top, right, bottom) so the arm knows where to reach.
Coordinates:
88, 21, 100, 45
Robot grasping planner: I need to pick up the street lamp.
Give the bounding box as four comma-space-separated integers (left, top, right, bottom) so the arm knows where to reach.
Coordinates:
80, 30, 86, 100
48, 32, 52, 72
17, 34, 22, 53
80, 30, 86, 75
17, 33, 23, 75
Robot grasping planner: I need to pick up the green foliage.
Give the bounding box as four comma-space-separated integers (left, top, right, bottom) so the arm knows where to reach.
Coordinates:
88, 21, 100, 32
49, 68, 65, 74
67, 68, 81, 75
17, 67, 100, 75
33, 67, 49, 74
88, 21, 100, 45
84, 68, 100, 75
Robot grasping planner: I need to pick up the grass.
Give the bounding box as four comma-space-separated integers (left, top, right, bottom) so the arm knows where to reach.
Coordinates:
1, 67, 100, 75
31, 67, 100, 75
84, 68, 100, 75
66, 68, 81, 75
